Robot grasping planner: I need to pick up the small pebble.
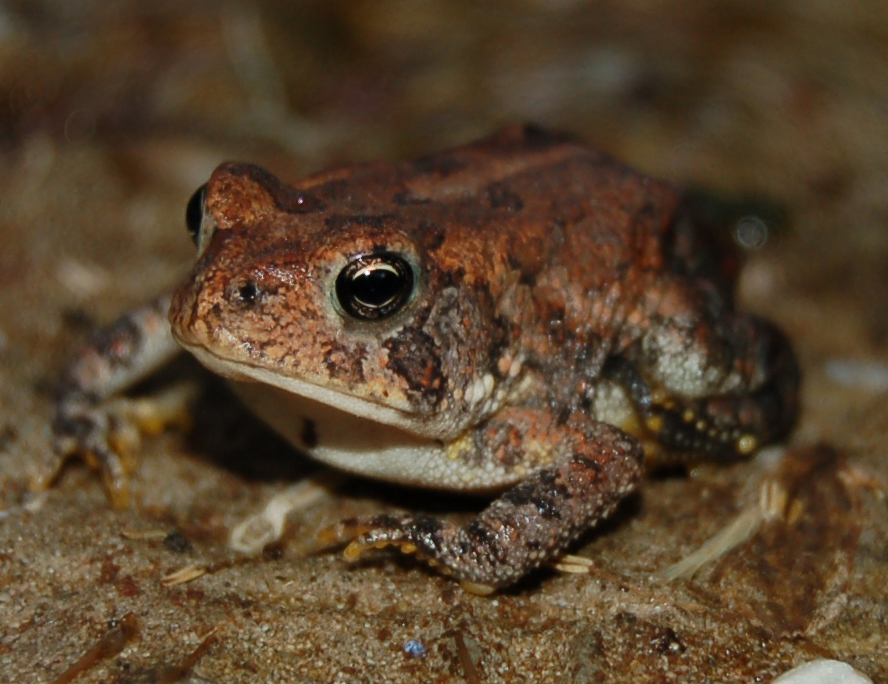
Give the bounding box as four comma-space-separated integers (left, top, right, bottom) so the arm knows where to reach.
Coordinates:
770, 659, 873, 684
402, 640, 427, 659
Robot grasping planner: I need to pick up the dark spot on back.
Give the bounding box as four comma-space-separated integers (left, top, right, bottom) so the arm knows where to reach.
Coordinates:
486, 182, 524, 212
324, 214, 393, 232
275, 189, 325, 214
412, 154, 466, 177
392, 191, 431, 206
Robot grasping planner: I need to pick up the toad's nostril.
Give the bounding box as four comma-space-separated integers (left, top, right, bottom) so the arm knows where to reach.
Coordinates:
237, 282, 260, 305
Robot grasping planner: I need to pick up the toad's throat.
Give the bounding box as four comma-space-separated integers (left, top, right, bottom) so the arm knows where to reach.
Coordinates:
178, 341, 518, 491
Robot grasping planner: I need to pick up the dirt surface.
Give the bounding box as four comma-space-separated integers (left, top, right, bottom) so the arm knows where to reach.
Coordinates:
1, 2, 886, 682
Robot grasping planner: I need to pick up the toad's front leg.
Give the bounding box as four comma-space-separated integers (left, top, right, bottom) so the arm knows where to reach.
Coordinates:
329, 409, 643, 594
48, 293, 183, 506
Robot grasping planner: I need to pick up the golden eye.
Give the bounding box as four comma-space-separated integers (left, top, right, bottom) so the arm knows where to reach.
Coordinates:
335, 253, 415, 320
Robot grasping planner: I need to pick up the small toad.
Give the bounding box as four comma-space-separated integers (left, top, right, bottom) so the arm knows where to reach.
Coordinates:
52, 125, 799, 594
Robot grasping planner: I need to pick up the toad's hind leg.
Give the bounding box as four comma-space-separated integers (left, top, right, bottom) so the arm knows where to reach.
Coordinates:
609, 314, 799, 464
325, 410, 643, 594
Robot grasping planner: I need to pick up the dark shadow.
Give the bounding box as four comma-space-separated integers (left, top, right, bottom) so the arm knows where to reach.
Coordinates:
136, 355, 318, 482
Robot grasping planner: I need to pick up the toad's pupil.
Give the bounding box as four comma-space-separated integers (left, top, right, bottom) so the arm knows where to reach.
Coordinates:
351, 264, 402, 307
336, 253, 414, 320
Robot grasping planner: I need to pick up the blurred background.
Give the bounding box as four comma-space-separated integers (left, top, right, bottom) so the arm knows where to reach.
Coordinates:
2, 0, 887, 370
1, 2, 887, 682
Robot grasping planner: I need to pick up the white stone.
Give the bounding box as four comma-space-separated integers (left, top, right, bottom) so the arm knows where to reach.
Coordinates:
770, 660, 872, 684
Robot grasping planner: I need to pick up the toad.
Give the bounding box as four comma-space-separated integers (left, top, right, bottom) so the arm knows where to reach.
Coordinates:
52, 125, 799, 594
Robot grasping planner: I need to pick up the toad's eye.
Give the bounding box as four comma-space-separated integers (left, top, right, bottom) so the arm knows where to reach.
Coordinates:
185, 184, 207, 245
335, 253, 415, 321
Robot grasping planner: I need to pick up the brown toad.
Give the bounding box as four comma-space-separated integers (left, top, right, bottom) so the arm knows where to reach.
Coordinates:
53, 125, 799, 594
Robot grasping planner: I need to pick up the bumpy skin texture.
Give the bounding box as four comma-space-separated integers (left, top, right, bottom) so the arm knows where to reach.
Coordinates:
54, 125, 799, 592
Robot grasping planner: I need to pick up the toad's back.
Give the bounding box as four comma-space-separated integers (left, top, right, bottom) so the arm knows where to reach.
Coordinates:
286, 125, 682, 296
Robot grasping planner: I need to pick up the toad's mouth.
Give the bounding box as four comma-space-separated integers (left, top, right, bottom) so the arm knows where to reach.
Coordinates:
177, 339, 505, 490
178, 340, 432, 437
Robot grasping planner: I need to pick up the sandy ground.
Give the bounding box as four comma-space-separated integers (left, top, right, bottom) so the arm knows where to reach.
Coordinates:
0, 2, 886, 682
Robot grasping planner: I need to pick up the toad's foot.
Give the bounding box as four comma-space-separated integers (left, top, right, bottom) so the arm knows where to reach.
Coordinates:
48, 294, 183, 506
51, 386, 194, 506
324, 413, 643, 594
